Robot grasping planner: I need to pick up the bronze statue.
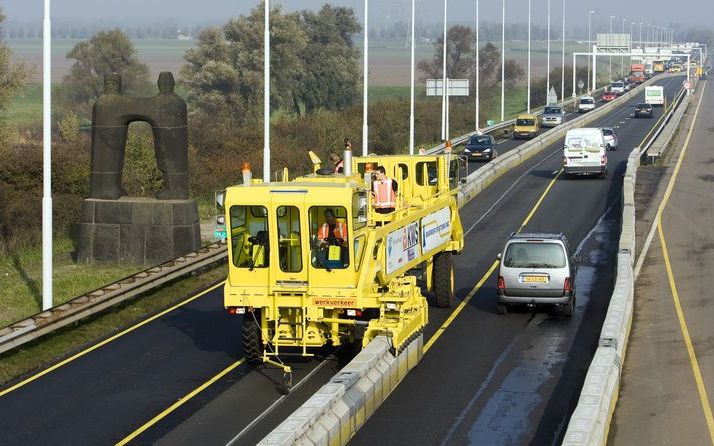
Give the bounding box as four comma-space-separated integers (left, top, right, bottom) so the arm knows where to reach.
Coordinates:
90, 72, 189, 200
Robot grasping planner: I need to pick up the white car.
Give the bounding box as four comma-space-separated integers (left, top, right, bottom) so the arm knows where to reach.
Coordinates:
577, 96, 596, 113
601, 127, 618, 151
610, 82, 625, 95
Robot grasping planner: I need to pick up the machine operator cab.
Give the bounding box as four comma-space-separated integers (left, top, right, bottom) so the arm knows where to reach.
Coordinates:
221, 153, 465, 294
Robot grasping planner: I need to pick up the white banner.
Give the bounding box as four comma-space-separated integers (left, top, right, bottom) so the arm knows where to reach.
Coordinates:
421, 208, 451, 254
386, 221, 420, 274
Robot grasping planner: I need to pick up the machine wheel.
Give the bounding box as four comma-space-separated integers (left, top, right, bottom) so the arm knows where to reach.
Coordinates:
434, 252, 455, 308
242, 312, 264, 364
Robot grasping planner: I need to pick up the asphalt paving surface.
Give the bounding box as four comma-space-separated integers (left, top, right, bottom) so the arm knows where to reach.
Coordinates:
0, 75, 684, 446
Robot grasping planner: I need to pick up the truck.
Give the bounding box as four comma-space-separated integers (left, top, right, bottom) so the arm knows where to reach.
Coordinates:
653, 60, 665, 73
630, 64, 646, 83
220, 150, 465, 390
645, 86, 665, 106
644, 60, 654, 78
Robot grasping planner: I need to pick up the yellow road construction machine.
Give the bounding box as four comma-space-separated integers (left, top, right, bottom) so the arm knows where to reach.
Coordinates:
220, 150, 465, 390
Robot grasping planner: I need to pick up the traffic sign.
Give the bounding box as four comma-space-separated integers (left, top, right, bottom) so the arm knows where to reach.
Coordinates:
683, 80, 691, 89
214, 225, 227, 239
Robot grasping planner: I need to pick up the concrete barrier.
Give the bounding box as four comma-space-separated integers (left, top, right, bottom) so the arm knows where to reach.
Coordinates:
258, 335, 423, 446
562, 74, 692, 446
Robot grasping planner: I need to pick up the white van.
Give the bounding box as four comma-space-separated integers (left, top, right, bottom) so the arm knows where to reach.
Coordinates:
563, 128, 607, 178
645, 85, 664, 106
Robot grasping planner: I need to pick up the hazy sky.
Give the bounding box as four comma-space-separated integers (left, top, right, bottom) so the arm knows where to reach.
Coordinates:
2, 0, 710, 29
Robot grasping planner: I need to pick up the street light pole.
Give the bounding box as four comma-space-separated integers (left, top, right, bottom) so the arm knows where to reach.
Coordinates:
546, 0, 551, 102
587, 10, 594, 91
527, 0, 531, 113
622, 19, 627, 78
409, 0, 415, 154
42, 0, 53, 310
362, 0, 369, 155
441, 0, 447, 141
609, 15, 614, 82
501, 0, 505, 122
475, 0, 480, 130
264, 0, 270, 180
639, 22, 644, 48
560, 0, 565, 104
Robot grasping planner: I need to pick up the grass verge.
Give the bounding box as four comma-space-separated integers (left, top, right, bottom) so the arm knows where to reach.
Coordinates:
0, 264, 226, 387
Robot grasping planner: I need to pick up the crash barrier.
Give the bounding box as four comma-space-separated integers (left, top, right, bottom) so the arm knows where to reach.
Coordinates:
0, 83, 616, 355
562, 79, 694, 445
258, 335, 423, 445
260, 75, 680, 445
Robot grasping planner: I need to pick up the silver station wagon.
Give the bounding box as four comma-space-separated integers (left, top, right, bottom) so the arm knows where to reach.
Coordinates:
496, 232, 578, 316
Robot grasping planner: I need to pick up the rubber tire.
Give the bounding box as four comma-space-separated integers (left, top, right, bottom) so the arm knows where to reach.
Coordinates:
433, 252, 455, 308
562, 297, 574, 317
491, 150, 498, 160
497, 303, 508, 315
242, 312, 264, 364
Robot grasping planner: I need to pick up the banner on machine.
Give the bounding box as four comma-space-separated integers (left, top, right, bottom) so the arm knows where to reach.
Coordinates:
421, 207, 451, 254
386, 221, 420, 274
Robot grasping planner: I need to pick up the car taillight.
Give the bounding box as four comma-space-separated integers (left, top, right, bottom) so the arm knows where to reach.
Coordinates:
497, 276, 505, 290
226, 307, 246, 315
601, 155, 607, 165
564, 277, 572, 292
563, 156, 568, 166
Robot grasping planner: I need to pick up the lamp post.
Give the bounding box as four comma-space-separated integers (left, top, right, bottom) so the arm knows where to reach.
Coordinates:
587, 10, 595, 91
546, 0, 551, 102
264, 0, 270, 180
42, 0, 53, 310
609, 15, 615, 81
639, 22, 644, 47
409, 0, 415, 154
527, 0, 531, 112
475, 0, 480, 130
560, 0, 565, 104
622, 19, 627, 78
362, 0, 369, 155
501, 0, 505, 121
441, 0, 447, 141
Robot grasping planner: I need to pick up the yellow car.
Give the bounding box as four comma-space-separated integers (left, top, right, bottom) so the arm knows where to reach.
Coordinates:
513, 114, 540, 139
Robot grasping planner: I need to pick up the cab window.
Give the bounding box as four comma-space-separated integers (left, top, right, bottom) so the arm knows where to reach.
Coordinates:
309, 206, 349, 269
230, 205, 269, 268
416, 161, 438, 186
276, 205, 302, 273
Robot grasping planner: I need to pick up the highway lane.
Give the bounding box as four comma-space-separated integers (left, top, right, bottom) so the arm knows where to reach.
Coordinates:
0, 76, 681, 445
350, 75, 684, 446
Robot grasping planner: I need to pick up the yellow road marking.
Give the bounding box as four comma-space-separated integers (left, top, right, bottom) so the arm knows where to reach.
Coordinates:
0, 281, 226, 398
519, 169, 562, 231
425, 168, 563, 353
658, 224, 714, 442
115, 358, 246, 446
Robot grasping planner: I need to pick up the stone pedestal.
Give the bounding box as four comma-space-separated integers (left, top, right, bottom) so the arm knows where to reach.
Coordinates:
78, 197, 201, 265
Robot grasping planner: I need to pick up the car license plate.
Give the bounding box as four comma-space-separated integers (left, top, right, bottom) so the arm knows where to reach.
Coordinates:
523, 275, 547, 283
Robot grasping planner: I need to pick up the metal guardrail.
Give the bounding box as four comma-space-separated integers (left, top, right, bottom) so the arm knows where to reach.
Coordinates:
0, 80, 643, 356
0, 243, 227, 355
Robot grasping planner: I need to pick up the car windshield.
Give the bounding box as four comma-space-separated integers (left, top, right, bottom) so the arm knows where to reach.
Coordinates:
468, 136, 491, 145
602, 129, 614, 136
580, 98, 594, 105
637, 103, 650, 108
504, 242, 567, 268
517, 119, 535, 126
544, 107, 561, 114
612, 82, 624, 88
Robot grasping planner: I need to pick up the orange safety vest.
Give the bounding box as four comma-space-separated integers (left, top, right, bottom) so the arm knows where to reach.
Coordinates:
318, 221, 347, 242
334, 160, 344, 173
373, 179, 396, 209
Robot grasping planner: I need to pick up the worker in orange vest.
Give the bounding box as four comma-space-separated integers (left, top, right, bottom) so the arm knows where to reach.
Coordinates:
372, 166, 398, 214
317, 208, 348, 267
